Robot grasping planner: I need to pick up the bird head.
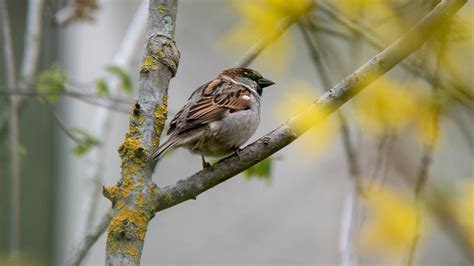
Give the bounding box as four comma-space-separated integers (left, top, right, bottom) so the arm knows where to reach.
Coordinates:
219, 67, 275, 95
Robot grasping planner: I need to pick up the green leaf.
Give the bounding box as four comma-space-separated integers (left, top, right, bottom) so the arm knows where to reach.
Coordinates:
71, 128, 99, 156
106, 65, 132, 94
95, 78, 109, 96
36, 64, 68, 103
244, 157, 273, 183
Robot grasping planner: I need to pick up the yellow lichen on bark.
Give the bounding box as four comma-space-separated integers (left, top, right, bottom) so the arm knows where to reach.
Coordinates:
108, 207, 150, 241
107, 237, 119, 253
119, 137, 145, 161
128, 245, 139, 256
136, 192, 146, 208
140, 55, 158, 73
103, 185, 120, 201
121, 244, 139, 257
148, 185, 157, 196
153, 96, 168, 148
116, 199, 125, 210
157, 5, 167, 14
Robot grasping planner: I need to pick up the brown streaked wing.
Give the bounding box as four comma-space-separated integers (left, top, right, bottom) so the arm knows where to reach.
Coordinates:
168, 79, 252, 135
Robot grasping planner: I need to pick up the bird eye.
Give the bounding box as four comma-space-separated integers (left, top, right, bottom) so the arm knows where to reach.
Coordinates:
243, 71, 248, 76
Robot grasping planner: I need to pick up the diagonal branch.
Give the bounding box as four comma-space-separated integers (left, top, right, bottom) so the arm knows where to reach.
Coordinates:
317, 1, 474, 110
297, 21, 363, 266
236, 14, 305, 67
153, 0, 467, 212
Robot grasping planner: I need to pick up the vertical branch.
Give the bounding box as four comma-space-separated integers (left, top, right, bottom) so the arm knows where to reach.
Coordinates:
298, 22, 362, 266
20, 0, 45, 86
75, 0, 148, 248
0, 0, 20, 257
405, 37, 444, 266
103, 0, 179, 264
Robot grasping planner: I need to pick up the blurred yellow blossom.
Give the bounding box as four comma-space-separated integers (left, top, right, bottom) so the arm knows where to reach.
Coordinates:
454, 181, 474, 248
353, 77, 441, 146
332, 0, 411, 43
334, 0, 388, 16
276, 82, 337, 155
354, 77, 419, 135
358, 185, 424, 256
222, 0, 313, 72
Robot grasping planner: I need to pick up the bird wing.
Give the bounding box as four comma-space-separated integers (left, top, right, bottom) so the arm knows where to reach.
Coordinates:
167, 78, 252, 136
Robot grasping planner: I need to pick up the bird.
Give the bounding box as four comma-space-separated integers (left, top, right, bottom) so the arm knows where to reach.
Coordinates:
149, 67, 275, 168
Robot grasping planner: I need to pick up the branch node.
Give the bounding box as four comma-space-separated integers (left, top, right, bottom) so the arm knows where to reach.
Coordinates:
103, 185, 119, 203
144, 34, 180, 76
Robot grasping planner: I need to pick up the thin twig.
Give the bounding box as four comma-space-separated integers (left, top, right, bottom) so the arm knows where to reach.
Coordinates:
66, 211, 113, 266
54, 0, 99, 26
20, 0, 45, 86
40, 96, 84, 144
235, 3, 314, 68
405, 33, 444, 266
1, 0, 20, 257
0, 89, 132, 113
318, 1, 474, 110
298, 21, 362, 266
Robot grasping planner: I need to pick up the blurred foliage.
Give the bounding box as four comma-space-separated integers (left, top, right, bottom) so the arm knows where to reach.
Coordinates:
95, 78, 109, 96
36, 64, 68, 103
353, 77, 442, 146
244, 157, 273, 183
455, 181, 474, 249
276, 82, 337, 155
222, 0, 313, 72
0, 253, 46, 266
106, 65, 132, 94
358, 185, 425, 257
71, 128, 99, 156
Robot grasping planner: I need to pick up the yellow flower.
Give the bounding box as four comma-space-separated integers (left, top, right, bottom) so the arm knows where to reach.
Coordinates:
276, 82, 337, 155
221, 0, 313, 72
358, 186, 423, 256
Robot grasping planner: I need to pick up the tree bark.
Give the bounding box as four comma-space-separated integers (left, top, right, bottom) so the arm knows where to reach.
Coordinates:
103, 0, 179, 265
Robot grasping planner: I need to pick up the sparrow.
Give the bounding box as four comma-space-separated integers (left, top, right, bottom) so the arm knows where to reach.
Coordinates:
150, 67, 275, 168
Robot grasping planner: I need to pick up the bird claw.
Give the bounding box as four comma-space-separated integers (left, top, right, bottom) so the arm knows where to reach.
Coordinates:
201, 155, 211, 169
234, 148, 243, 160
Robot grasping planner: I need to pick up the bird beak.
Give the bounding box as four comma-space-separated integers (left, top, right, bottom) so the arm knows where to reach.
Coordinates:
257, 77, 275, 88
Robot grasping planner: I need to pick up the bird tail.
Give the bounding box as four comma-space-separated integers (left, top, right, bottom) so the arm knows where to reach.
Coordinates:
149, 138, 177, 161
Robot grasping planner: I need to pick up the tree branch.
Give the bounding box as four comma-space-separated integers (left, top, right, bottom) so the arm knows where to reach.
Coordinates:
1, 0, 20, 257
67, 211, 113, 266
235, 3, 314, 68
298, 21, 362, 266
318, 1, 474, 110
153, 0, 467, 214
103, 0, 179, 264
66, 1, 149, 265
0, 89, 132, 113
20, 0, 45, 86
405, 34, 445, 266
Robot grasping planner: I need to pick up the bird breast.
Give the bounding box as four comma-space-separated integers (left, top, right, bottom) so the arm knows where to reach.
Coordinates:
199, 97, 261, 157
